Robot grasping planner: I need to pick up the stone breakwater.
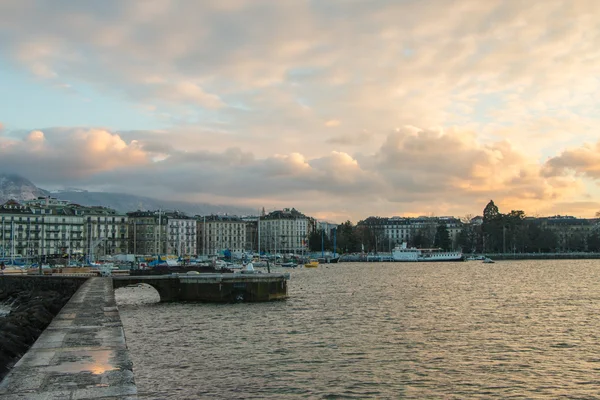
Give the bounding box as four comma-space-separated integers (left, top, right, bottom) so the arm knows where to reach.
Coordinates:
0, 283, 84, 380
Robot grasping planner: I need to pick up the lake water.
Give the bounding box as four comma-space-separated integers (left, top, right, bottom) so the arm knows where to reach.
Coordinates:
115, 260, 600, 399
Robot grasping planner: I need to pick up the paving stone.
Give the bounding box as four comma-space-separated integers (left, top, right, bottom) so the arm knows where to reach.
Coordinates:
0, 278, 137, 399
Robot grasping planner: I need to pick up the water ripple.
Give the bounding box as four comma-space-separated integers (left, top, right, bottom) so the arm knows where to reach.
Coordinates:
116, 260, 600, 399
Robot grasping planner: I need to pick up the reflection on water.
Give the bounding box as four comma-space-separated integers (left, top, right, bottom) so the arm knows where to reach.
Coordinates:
45, 349, 118, 375
116, 260, 600, 399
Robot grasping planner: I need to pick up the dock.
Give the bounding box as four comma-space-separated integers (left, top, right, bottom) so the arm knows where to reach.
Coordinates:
0, 277, 137, 399
112, 272, 290, 302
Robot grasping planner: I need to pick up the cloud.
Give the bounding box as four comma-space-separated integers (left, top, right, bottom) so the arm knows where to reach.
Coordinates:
543, 140, 600, 179
0, 127, 150, 182
1, 1, 600, 219
0, 124, 587, 220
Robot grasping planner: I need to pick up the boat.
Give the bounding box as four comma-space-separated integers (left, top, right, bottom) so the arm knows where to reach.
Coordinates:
392, 242, 464, 262
304, 260, 319, 268
281, 262, 297, 268
317, 256, 340, 264
482, 257, 495, 264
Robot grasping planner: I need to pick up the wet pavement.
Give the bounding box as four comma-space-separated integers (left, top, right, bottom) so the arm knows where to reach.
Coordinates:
0, 277, 137, 399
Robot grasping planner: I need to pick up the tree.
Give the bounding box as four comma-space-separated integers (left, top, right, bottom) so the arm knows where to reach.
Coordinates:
460, 214, 474, 224
482, 200, 503, 252
410, 230, 427, 248
457, 225, 475, 253
337, 221, 360, 253
434, 224, 451, 250
588, 231, 600, 252
566, 232, 585, 252
529, 225, 557, 253
483, 200, 500, 222
308, 230, 331, 252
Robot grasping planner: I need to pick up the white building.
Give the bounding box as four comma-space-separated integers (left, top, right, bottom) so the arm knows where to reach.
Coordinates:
361, 215, 463, 250
22, 197, 128, 262
164, 211, 196, 256
82, 206, 129, 260
1, 199, 86, 261
259, 208, 310, 254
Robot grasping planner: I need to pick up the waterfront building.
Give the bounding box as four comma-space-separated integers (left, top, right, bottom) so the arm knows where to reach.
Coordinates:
359, 215, 463, 250
5, 197, 86, 261
241, 215, 258, 253
537, 215, 597, 252
22, 197, 128, 261
197, 215, 247, 256
259, 208, 311, 254
127, 210, 167, 256
81, 206, 128, 260
163, 211, 196, 256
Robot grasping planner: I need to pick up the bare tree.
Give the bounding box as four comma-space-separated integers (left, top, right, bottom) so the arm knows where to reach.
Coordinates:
460, 214, 474, 224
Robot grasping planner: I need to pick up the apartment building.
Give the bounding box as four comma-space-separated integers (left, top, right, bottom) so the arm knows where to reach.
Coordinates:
82, 206, 129, 259
359, 215, 463, 249
259, 208, 310, 254
197, 215, 247, 256
127, 210, 166, 256
164, 211, 196, 256
2, 198, 86, 260
21, 197, 129, 261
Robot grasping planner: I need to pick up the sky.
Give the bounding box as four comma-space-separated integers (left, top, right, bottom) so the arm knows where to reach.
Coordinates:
1, 0, 600, 222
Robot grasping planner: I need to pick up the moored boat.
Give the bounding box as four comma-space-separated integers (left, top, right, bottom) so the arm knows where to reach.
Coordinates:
281, 262, 297, 268
304, 260, 319, 268
392, 242, 463, 262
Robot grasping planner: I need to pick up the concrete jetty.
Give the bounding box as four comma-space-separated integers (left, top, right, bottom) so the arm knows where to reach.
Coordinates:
0, 277, 137, 399
113, 272, 290, 302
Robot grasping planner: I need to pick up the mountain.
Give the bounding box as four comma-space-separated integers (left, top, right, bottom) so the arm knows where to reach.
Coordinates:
0, 174, 50, 203
53, 191, 256, 216
0, 174, 256, 216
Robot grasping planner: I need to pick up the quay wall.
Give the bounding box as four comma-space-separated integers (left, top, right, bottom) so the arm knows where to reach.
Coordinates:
0, 277, 138, 398
113, 273, 289, 302
0, 275, 89, 381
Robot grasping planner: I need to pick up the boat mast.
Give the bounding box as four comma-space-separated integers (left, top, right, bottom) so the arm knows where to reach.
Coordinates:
321, 227, 324, 258
333, 228, 337, 258
11, 219, 14, 264
67, 225, 71, 266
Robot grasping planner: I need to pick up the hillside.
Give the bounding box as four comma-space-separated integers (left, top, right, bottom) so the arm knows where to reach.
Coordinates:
0, 173, 255, 216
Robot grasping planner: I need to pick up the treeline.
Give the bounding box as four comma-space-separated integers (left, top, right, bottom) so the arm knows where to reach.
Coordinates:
309, 200, 600, 254
459, 200, 600, 254
308, 220, 453, 253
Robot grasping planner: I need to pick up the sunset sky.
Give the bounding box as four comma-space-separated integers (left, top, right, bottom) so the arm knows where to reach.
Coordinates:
1, 0, 600, 222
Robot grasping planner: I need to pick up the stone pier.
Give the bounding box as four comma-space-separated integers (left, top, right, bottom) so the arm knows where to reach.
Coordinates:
0, 277, 137, 399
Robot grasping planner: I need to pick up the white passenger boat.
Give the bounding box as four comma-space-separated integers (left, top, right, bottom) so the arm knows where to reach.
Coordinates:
392, 242, 464, 262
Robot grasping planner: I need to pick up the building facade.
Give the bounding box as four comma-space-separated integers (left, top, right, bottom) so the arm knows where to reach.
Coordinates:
359, 215, 463, 250
259, 208, 310, 254
82, 206, 129, 260
127, 211, 167, 256
197, 215, 248, 256
164, 211, 196, 256
2, 198, 86, 261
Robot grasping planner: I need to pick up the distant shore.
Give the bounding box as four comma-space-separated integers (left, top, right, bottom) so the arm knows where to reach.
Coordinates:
472, 252, 600, 261
339, 252, 600, 262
